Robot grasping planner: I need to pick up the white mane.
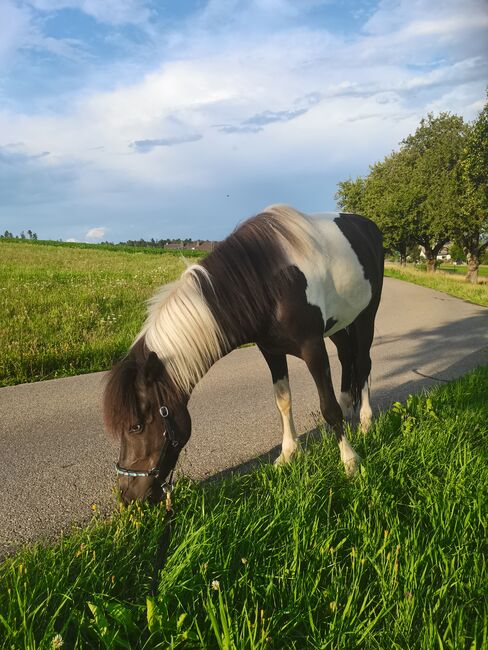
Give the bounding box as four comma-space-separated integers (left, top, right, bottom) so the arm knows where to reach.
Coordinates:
136, 264, 229, 395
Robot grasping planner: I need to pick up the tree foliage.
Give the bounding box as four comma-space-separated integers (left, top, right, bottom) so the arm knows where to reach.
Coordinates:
336, 96, 488, 280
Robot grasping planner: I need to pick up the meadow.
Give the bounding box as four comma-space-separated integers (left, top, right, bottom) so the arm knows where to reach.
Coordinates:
0, 240, 203, 387
384, 263, 488, 307
2, 241, 488, 387
0, 365, 486, 648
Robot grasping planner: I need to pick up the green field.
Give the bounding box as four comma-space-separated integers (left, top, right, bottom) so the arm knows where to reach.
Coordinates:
2, 241, 488, 388
0, 240, 203, 387
1, 366, 487, 648
384, 263, 488, 308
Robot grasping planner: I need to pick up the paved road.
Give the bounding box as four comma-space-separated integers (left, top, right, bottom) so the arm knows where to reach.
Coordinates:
1, 278, 487, 556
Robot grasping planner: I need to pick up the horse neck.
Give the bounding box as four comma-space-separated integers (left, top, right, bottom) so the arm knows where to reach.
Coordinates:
141, 271, 232, 396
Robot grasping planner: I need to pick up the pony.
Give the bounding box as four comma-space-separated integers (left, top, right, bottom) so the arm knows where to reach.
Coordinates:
103, 205, 384, 504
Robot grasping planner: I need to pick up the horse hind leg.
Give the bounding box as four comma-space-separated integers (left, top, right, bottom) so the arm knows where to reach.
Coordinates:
349, 304, 378, 433
302, 337, 360, 476
330, 329, 355, 420
258, 348, 298, 465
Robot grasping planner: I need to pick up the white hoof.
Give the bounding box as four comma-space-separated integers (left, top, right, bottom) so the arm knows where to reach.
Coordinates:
343, 454, 360, 477
274, 446, 298, 466
360, 413, 372, 433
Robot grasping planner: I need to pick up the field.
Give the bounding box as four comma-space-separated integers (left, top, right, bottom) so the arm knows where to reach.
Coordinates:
384, 263, 488, 307
0, 240, 203, 387
2, 241, 488, 388
0, 365, 487, 648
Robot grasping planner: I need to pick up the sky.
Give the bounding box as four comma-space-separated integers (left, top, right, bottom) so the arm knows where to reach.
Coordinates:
1, 0, 487, 242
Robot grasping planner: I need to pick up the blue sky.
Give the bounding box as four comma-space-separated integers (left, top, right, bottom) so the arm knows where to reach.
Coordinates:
1, 0, 487, 242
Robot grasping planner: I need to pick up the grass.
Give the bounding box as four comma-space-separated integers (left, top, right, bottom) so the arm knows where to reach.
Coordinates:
438, 264, 488, 277
1, 365, 487, 649
384, 262, 488, 308
0, 240, 204, 387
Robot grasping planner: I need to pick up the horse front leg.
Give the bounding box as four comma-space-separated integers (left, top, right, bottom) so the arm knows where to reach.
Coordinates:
301, 337, 360, 477
258, 347, 298, 465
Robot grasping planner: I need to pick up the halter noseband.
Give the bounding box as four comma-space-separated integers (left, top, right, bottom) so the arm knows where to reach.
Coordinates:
115, 385, 180, 481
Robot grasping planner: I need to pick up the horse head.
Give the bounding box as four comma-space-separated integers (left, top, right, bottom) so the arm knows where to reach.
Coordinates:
103, 349, 191, 504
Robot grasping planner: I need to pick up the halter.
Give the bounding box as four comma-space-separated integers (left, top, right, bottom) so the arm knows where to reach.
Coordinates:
114, 384, 180, 484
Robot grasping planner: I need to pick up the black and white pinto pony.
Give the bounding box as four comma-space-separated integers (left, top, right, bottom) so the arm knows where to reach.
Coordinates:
104, 205, 383, 504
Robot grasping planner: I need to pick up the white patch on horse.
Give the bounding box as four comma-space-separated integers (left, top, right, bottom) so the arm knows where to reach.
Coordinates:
359, 377, 372, 433
338, 435, 360, 476
339, 391, 354, 419
273, 378, 298, 466
264, 206, 372, 336
137, 264, 229, 394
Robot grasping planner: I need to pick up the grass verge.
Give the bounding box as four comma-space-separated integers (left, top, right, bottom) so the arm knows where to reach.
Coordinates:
384, 263, 488, 307
1, 366, 487, 649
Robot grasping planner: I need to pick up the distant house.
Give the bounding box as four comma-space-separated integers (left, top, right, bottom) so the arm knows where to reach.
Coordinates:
419, 244, 452, 261
436, 245, 452, 261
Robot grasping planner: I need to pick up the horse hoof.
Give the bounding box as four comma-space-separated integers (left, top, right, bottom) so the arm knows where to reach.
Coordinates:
274, 447, 298, 466
344, 456, 360, 477
360, 417, 372, 434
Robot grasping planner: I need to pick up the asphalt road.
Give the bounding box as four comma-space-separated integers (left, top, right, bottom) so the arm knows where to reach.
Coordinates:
1, 277, 488, 556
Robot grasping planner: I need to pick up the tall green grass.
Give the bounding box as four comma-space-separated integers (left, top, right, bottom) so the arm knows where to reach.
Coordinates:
0, 241, 203, 386
1, 366, 487, 648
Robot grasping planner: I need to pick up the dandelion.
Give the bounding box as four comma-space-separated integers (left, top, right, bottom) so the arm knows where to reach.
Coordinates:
91, 503, 98, 512
329, 601, 338, 612
52, 634, 64, 648
75, 544, 86, 557
211, 580, 220, 591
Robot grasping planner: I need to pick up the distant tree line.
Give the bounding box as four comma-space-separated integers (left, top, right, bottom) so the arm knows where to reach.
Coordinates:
112, 238, 216, 251
115, 238, 195, 248
1, 229, 38, 240
336, 91, 488, 283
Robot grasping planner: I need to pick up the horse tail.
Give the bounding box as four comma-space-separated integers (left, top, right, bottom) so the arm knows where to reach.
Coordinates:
345, 323, 361, 411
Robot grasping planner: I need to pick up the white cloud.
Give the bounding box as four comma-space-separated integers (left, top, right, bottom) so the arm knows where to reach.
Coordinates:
85, 227, 107, 239
0, 1, 34, 64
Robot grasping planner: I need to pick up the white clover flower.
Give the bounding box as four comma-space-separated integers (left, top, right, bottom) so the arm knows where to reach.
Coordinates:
52, 634, 64, 648
211, 580, 220, 591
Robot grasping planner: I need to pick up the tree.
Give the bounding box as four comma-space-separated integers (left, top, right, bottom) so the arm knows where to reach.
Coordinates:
400, 112, 466, 272
364, 150, 418, 265
457, 92, 488, 283
335, 177, 366, 214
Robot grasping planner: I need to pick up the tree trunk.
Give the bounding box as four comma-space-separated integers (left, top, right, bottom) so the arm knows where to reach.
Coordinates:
425, 255, 436, 272
465, 252, 479, 284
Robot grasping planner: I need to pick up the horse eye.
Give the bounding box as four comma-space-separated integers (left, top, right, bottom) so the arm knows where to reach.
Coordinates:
128, 424, 143, 434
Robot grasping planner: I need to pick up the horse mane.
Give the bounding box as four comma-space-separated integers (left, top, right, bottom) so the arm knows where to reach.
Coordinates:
103, 353, 140, 440
199, 204, 317, 344
138, 265, 229, 396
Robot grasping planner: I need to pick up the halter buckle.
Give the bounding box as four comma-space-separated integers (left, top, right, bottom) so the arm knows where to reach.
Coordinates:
159, 406, 169, 418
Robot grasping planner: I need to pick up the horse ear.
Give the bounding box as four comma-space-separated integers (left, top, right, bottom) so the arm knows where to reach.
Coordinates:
144, 351, 164, 383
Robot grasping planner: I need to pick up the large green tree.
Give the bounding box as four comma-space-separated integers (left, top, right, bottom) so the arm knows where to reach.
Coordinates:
457, 93, 488, 283
400, 112, 466, 272
336, 111, 471, 273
